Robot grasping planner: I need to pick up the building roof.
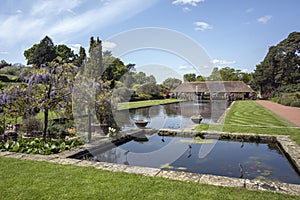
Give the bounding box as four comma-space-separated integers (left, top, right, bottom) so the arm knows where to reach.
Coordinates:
173, 81, 255, 93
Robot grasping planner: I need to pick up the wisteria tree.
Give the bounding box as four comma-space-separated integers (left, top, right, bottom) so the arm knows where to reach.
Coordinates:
22, 36, 78, 139
20, 59, 77, 139
0, 84, 31, 133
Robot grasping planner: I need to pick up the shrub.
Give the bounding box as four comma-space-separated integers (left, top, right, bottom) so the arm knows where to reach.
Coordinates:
47, 123, 68, 136
278, 93, 297, 106
291, 101, 300, 108
138, 93, 152, 100
278, 98, 292, 106
269, 97, 279, 103
0, 126, 4, 134
112, 87, 132, 102
0, 75, 11, 82
21, 117, 43, 134
0, 66, 19, 76
136, 83, 160, 97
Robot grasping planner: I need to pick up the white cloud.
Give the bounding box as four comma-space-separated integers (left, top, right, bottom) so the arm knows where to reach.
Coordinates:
69, 44, 83, 53
194, 21, 213, 31
0, 51, 9, 55
30, 0, 82, 16
179, 65, 193, 70
183, 7, 191, 12
102, 41, 117, 50
211, 59, 236, 65
172, 0, 204, 6
47, 0, 158, 37
257, 15, 272, 24
239, 68, 249, 73
245, 8, 254, 13
0, 0, 158, 62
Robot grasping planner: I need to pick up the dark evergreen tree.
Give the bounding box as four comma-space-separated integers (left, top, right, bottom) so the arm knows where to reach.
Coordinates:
32, 36, 57, 67
74, 46, 86, 67
252, 32, 300, 96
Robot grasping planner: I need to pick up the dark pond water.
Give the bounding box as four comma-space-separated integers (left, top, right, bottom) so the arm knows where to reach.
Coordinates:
83, 133, 300, 184
114, 101, 228, 131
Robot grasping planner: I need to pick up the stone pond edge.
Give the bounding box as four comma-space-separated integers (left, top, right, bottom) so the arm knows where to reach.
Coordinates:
1, 131, 300, 196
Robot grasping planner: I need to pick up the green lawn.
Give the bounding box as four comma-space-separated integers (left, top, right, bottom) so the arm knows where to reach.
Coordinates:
0, 157, 297, 200
196, 100, 300, 145
117, 99, 183, 110
4, 111, 61, 125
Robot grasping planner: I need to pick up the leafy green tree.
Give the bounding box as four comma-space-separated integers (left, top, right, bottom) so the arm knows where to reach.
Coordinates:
24, 44, 39, 65
219, 67, 239, 81
183, 73, 196, 82
55, 44, 76, 63
239, 72, 253, 84
24, 36, 79, 67
196, 75, 206, 82
133, 72, 148, 85
162, 78, 182, 90
131, 72, 156, 85
102, 57, 132, 88
147, 75, 156, 84
207, 67, 222, 81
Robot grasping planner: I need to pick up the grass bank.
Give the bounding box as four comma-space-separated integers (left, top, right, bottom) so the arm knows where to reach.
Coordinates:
196, 100, 300, 145
117, 99, 183, 110
0, 157, 297, 200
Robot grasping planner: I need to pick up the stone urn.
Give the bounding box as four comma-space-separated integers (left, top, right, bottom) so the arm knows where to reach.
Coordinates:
191, 115, 203, 124
134, 120, 149, 128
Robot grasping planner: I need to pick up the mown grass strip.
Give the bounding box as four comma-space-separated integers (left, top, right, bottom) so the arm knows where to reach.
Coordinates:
196, 101, 300, 145
0, 157, 297, 200
117, 99, 183, 110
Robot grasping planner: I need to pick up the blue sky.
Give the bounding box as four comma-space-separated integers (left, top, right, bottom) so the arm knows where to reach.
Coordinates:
0, 0, 299, 80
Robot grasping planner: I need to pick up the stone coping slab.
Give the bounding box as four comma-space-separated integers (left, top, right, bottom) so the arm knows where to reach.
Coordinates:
1, 132, 300, 196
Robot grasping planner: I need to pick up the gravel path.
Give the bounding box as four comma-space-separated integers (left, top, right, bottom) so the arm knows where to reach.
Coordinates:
256, 100, 300, 127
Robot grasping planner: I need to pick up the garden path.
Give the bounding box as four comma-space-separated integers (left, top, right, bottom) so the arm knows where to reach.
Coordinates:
256, 100, 300, 127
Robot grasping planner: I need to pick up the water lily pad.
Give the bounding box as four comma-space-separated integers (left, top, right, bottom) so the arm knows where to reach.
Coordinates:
180, 138, 214, 144
261, 170, 272, 176
249, 156, 258, 160
255, 161, 262, 165
160, 163, 174, 169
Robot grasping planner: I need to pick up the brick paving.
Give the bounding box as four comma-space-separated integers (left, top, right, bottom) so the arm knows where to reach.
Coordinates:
256, 100, 300, 127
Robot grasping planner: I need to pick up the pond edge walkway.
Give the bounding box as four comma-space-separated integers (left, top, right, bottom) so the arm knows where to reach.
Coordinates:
1, 131, 300, 196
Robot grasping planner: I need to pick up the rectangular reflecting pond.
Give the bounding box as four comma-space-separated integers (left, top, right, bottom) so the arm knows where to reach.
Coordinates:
72, 133, 300, 184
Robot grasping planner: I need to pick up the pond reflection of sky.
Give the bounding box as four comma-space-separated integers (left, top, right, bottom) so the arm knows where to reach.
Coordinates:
92, 134, 300, 184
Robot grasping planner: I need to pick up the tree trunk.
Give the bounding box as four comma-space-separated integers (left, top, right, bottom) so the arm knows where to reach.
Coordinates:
88, 108, 92, 143
43, 108, 48, 140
